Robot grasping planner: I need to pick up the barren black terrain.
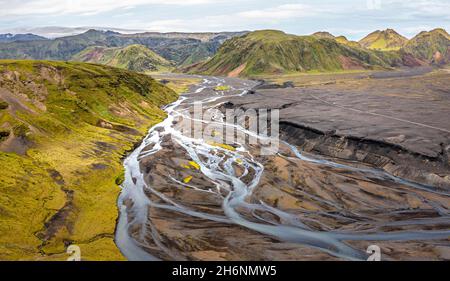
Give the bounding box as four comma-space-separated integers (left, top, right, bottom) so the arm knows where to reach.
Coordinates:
229, 69, 450, 189
116, 70, 450, 261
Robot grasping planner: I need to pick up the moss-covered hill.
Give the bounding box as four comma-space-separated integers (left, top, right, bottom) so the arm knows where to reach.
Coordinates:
0, 60, 177, 260
312, 32, 363, 49
359, 29, 408, 51
403, 28, 450, 65
0, 29, 245, 66
187, 30, 406, 77
72, 44, 173, 73
334, 36, 362, 49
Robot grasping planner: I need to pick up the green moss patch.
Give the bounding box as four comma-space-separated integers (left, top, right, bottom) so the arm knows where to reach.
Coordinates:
0, 60, 178, 260
214, 85, 231, 91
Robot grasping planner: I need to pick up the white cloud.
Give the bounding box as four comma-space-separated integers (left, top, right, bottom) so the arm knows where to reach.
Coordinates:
350, 0, 450, 21
136, 3, 319, 32
0, 0, 227, 17
237, 4, 316, 21
387, 0, 450, 18
0, 0, 448, 37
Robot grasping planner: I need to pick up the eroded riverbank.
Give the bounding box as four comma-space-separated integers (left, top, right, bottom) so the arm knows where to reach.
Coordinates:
116, 74, 450, 261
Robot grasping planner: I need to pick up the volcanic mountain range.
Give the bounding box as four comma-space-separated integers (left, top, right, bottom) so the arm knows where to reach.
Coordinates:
0, 28, 448, 76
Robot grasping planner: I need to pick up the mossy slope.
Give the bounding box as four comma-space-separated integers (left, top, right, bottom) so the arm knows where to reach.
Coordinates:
72, 44, 173, 73
0, 60, 177, 260
359, 29, 408, 51
187, 30, 405, 77
403, 28, 450, 65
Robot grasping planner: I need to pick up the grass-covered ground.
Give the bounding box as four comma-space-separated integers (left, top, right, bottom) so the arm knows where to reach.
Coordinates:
0, 60, 177, 260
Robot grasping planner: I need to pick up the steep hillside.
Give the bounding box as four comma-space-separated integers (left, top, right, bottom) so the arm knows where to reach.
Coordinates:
188, 30, 404, 77
121, 31, 247, 43
0, 30, 244, 66
403, 28, 450, 64
312, 32, 336, 39
335, 36, 362, 48
359, 29, 408, 51
72, 44, 173, 72
0, 60, 177, 260
0, 33, 47, 43
312, 32, 361, 48
0, 29, 115, 60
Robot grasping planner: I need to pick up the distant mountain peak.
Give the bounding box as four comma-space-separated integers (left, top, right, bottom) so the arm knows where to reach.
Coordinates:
0, 29, 244, 66
335, 36, 362, 48
312, 32, 336, 39
430, 28, 448, 33
359, 29, 408, 51
427, 28, 450, 39
0, 33, 47, 43
84, 29, 111, 34
336, 35, 348, 41
405, 27, 450, 65
311, 32, 361, 48
187, 29, 405, 77
81, 29, 117, 34
414, 28, 450, 39
71, 44, 173, 73
250, 30, 286, 36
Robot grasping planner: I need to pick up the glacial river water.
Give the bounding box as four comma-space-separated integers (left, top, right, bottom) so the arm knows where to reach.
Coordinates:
115, 77, 450, 261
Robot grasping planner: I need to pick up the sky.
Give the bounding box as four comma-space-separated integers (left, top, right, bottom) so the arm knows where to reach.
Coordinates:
0, 0, 449, 40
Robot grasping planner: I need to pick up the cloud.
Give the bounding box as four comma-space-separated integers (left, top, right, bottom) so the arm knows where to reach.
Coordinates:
388, 0, 450, 17
0, 0, 227, 17
345, 0, 450, 21
237, 4, 317, 21
136, 3, 319, 32
398, 0, 450, 21
0, 0, 448, 37
125, 0, 449, 33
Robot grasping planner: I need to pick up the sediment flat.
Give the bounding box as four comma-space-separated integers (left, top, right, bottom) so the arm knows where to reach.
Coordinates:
228, 69, 450, 189
118, 73, 450, 261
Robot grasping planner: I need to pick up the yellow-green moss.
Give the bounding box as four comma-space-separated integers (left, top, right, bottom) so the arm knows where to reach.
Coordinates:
155, 76, 201, 95
183, 176, 193, 184
0, 60, 178, 260
189, 161, 201, 170
12, 123, 30, 138
207, 141, 236, 151
214, 85, 231, 91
